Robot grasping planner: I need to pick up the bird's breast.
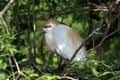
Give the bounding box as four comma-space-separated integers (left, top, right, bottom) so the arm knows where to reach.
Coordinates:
45, 33, 55, 52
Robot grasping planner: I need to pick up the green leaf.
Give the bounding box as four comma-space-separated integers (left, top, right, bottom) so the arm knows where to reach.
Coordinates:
0, 63, 7, 70
36, 75, 57, 80
0, 72, 6, 80
92, 68, 99, 77
99, 71, 111, 77
30, 73, 39, 77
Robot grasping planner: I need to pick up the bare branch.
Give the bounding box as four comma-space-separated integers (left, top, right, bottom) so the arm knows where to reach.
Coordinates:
91, 3, 108, 11
57, 76, 78, 80
95, 27, 120, 49
0, 0, 14, 17
102, 62, 117, 80
70, 12, 120, 62
0, 3, 28, 78
9, 50, 27, 78
95, 12, 120, 49
8, 57, 15, 79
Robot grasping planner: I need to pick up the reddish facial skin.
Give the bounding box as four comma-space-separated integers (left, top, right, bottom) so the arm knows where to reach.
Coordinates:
42, 26, 51, 28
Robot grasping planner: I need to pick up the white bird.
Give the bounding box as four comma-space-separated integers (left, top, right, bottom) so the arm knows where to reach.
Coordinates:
42, 19, 87, 62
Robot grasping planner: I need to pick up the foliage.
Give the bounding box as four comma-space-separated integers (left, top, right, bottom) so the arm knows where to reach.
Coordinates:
0, 0, 120, 80
67, 53, 120, 80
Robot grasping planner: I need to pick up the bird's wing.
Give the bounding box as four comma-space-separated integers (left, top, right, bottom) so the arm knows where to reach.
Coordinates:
53, 24, 86, 61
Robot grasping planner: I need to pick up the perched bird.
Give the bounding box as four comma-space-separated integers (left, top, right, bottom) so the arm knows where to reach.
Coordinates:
42, 19, 87, 62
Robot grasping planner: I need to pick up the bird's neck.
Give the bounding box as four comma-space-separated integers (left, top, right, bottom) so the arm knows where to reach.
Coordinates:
45, 32, 53, 38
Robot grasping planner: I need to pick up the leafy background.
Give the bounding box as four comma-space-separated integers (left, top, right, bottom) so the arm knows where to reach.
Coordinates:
0, 0, 120, 80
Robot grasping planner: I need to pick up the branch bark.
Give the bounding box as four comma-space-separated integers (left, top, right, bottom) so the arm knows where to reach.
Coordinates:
31, 0, 37, 65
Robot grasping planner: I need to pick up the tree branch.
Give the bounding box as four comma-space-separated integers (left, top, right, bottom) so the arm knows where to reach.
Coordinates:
0, 0, 14, 17
95, 27, 120, 49
71, 13, 120, 62
1, 14, 27, 79
70, 26, 102, 62
32, 0, 36, 59
57, 76, 78, 80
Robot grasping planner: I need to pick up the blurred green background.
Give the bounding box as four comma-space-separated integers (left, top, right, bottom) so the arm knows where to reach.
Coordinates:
0, 0, 120, 80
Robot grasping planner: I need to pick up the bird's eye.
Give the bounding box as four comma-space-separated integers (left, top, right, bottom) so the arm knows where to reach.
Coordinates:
48, 25, 51, 27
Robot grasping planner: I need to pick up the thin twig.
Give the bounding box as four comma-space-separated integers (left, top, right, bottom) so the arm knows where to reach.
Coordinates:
40, 35, 45, 63
94, 10, 120, 48
14, 0, 21, 50
8, 57, 15, 79
27, 0, 32, 63
95, 27, 120, 49
102, 62, 117, 80
9, 50, 20, 73
0, 3, 27, 78
1, 17, 9, 34
32, 0, 36, 63
30, 61, 43, 75
71, 13, 120, 62
57, 76, 78, 80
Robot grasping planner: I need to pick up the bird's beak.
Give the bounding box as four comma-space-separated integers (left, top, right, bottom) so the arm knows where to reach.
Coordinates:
40, 26, 50, 28
40, 26, 44, 28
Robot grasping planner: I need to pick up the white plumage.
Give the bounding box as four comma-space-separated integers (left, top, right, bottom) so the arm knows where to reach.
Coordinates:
42, 19, 87, 61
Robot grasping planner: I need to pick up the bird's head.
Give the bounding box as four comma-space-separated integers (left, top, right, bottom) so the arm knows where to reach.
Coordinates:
42, 19, 59, 33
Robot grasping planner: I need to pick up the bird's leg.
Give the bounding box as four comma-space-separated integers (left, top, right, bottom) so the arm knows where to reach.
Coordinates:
57, 55, 63, 69
65, 58, 69, 63
44, 52, 53, 72
62, 58, 70, 76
